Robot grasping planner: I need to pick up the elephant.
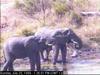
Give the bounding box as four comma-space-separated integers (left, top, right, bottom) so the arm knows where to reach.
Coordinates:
39, 42, 52, 61
34, 28, 83, 65
63, 29, 82, 49
1, 36, 43, 71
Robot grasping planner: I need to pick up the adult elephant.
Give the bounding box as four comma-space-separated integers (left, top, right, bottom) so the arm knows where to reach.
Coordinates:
34, 28, 83, 65
2, 36, 43, 71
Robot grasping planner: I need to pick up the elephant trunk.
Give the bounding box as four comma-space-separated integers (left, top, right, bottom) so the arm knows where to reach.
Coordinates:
74, 39, 82, 49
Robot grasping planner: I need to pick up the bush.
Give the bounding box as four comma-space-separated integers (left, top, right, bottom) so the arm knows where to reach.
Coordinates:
70, 12, 83, 27
52, 0, 67, 16
73, 0, 90, 10
15, 0, 41, 17
15, 0, 24, 9
90, 36, 100, 45
15, 24, 37, 36
21, 29, 35, 36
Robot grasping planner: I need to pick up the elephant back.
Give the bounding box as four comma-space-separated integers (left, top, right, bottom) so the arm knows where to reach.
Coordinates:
24, 36, 38, 50
35, 28, 67, 45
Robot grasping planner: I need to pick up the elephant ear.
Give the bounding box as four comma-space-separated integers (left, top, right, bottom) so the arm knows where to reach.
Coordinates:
24, 37, 35, 49
63, 29, 71, 37
63, 29, 73, 43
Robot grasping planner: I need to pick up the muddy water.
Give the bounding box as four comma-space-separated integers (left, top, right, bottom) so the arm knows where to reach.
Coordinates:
67, 59, 100, 74
10, 59, 100, 74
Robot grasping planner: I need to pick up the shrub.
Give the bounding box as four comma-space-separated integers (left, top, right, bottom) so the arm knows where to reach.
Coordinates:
15, 0, 24, 9
52, 0, 67, 16
15, 0, 41, 17
21, 29, 35, 36
90, 37, 100, 46
70, 11, 83, 27
73, 0, 90, 10
15, 24, 37, 36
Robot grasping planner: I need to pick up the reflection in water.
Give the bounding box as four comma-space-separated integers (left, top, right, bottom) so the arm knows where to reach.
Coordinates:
41, 61, 68, 74
62, 64, 68, 74
53, 66, 59, 71
1, 58, 100, 74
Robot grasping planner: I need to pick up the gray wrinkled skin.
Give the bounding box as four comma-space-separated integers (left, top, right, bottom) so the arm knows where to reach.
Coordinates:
2, 36, 41, 71
2, 28, 83, 71
35, 28, 83, 65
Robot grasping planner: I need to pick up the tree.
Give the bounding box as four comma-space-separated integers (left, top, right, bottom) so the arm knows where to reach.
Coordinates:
15, 0, 51, 25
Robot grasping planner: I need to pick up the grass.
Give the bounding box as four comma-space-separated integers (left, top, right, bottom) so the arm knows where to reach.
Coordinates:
52, 0, 67, 15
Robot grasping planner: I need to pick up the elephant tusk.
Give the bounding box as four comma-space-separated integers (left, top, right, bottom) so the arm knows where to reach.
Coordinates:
47, 44, 53, 46
46, 42, 53, 46
71, 39, 78, 44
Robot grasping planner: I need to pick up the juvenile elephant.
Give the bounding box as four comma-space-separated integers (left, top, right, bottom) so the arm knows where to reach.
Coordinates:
2, 36, 42, 71
39, 41, 52, 61
35, 28, 83, 65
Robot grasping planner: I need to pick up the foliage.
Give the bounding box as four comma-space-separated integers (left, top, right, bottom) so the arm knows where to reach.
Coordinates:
73, 0, 90, 10
15, 0, 41, 17
52, 0, 67, 16
21, 29, 35, 36
15, 0, 23, 8
90, 37, 100, 43
15, 24, 36, 36
70, 11, 83, 27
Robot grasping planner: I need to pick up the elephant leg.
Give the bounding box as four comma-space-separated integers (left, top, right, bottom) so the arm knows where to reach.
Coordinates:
29, 57, 35, 71
60, 45, 67, 65
45, 48, 51, 60
8, 61, 14, 71
46, 49, 49, 60
40, 50, 45, 61
8, 57, 14, 71
53, 45, 59, 65
2, 61, 9, 71
2, 58, 14, 71
36, 52, 41, 71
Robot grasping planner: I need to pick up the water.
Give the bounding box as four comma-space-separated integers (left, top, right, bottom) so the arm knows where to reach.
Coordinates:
6, 59, 99, 74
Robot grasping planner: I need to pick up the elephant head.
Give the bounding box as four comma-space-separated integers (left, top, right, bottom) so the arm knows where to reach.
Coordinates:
63, 29, 83, 49
52, 30, 66, 45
